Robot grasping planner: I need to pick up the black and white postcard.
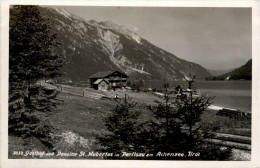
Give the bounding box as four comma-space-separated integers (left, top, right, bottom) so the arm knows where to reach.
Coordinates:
1, 0, 259, 168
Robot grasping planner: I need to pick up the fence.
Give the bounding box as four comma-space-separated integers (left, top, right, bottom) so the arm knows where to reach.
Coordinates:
56, 84, 106, 99
181, 127, 251, 151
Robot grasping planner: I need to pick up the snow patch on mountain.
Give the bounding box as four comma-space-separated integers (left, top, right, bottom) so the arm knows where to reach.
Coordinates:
55, 8, 72, 18
53, 7, 86, 23
132, 33, 141, 44
127, 67, 151, 75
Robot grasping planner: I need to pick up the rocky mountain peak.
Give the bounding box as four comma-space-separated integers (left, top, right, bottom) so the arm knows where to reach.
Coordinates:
99, 20, 142, 44
39, 6, 211, 81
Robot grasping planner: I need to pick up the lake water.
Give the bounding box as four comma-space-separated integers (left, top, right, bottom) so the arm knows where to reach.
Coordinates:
144, 80, 252, 112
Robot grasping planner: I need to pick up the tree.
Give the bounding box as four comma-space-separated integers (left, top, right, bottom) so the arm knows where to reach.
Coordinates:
138, 76, 231, 160
172, 76, 231, 159
97, 95, 142, 159
136, 90, 188, 159
9, 5, 63, 148
175, 92, 214, 150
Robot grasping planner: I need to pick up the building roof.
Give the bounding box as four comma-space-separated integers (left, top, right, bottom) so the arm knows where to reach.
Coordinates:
88, 70, 128, 79
88, 71, 114, 78
93, 79, 109, 85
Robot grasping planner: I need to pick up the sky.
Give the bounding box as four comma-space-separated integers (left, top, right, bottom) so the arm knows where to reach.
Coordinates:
50, 6, 251, 70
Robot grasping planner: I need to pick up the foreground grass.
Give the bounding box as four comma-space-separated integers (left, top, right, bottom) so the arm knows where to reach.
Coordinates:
200, 110, 251, 136
8, 90, 251, 159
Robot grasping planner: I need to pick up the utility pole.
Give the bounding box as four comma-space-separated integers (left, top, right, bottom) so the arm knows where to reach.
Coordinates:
183, 64, 195, 138
125, 93, 127, 105
163, 67, 167, 91
165, 67, 167, 91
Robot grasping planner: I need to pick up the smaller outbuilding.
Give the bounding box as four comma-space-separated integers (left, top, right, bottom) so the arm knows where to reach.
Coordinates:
93, 79, 109, 91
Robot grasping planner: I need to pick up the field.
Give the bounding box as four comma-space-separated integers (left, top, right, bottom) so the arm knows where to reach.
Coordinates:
8, 85, 251, 160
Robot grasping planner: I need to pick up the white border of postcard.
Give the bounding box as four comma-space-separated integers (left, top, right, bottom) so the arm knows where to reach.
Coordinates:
1, 0, 259, 168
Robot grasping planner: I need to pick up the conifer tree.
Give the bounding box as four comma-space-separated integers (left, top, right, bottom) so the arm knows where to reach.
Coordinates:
9, 5, 63, 147
137, 90, 188, 159
97, 95, 142, 158
173, 77, 231, 159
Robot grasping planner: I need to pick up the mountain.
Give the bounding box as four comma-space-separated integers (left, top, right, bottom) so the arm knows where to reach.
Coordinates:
207, 59, 252, 80
218, 59, 252, 80
207, 69, 233, 76
39, 7, 211, 81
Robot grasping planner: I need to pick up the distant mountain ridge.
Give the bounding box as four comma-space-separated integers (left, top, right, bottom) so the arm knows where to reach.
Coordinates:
39, 7, 211, 81
206, 59, 252, 80
220, 59, 252, 80
207, 69, 233, 76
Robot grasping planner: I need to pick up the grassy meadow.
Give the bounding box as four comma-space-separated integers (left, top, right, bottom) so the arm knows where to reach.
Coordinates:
8, 86, 251, 160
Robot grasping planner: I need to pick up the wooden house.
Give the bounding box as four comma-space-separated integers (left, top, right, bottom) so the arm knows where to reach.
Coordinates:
88, 70, 128, 91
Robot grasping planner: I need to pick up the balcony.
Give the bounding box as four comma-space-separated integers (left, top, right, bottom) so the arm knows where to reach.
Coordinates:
111, 82, 126, 87
109, 77, 127, 81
